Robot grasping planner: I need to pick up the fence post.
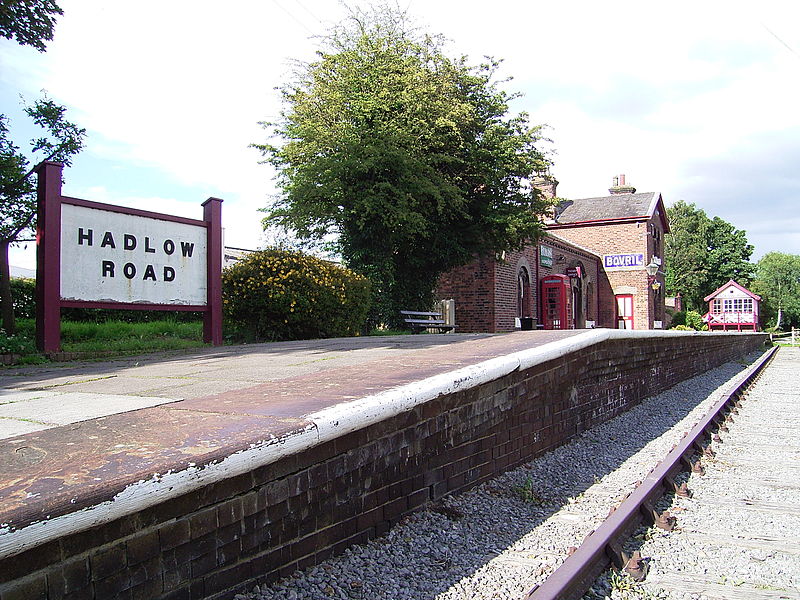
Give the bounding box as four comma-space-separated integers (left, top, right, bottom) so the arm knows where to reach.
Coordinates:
792, 328, 797, 346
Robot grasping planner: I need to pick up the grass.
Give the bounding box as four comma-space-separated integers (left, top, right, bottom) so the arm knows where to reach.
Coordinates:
2, 318, 418, 364
367, 328, 411, 336
3, 318, 205, 362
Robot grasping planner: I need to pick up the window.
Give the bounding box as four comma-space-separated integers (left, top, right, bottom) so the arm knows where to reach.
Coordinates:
719, 298, 753, 313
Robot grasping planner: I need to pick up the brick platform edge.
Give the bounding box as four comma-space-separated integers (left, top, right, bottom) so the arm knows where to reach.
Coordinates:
0, 331, 769, 600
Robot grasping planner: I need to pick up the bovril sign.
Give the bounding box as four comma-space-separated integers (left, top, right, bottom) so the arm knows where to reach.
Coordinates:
602, 253, 644, 271
60, 204, 208, 305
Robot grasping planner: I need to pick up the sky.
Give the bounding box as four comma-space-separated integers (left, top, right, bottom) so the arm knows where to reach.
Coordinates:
3, 0, 800, 272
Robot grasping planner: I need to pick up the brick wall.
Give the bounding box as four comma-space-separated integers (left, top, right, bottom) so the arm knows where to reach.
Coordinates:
436, 257, 496, 332
552, 218, 666, 329
0, 333, 768, 600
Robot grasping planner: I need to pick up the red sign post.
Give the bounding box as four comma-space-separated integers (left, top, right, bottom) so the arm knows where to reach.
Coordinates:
35, 161, 223, 353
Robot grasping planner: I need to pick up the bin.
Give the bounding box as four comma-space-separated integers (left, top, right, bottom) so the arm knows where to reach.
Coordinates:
520, 317, 534, 331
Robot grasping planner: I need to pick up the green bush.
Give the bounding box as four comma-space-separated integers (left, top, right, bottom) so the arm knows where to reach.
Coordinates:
222, 248, 371, 341
9, 278, 36, 319
685, 310, 705, 331
671, 310, 706, 331
0, 328, 37, 355
670, 310, 686, 327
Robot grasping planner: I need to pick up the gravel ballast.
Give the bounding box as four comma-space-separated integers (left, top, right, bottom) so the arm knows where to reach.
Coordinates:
589, 346, 800, 600
236, 349, 771, 600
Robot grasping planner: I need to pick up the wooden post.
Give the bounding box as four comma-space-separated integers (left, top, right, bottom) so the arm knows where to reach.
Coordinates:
35, 161, 63, 353
202, 197, 223, 345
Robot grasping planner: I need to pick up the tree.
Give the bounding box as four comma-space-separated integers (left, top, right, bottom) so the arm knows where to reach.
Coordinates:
255, 6, 552, 326
752, 252, 800, 330
0, 96, 85, 333
665, 200, 754, 311
0, 0, 62, 52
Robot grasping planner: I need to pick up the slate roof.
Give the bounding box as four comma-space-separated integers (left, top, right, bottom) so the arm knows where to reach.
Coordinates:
553, 192, 658, 224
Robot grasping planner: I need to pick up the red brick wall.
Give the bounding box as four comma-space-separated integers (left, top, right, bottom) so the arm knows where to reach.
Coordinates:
551, 218, 665, 329
0, 334, 768, 600
492, 247, 537, 332
436, 257, 496, 332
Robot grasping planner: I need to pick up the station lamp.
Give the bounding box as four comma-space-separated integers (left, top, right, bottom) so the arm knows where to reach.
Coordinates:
645, 260, 661, 291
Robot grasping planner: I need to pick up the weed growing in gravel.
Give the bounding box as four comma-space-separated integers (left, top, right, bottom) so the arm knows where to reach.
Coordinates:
513, 477, 545, 505
754, 582, 788, 591
604, 571, 662, 599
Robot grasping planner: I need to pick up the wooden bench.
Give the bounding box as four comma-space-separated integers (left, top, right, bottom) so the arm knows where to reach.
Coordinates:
400, 310, 456, 334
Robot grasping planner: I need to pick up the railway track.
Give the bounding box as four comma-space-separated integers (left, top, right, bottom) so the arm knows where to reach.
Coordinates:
526, 345, 800, 600
242, 348, 783, 600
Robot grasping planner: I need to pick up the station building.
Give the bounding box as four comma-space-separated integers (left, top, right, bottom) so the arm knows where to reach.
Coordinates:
436, 175, 669, 332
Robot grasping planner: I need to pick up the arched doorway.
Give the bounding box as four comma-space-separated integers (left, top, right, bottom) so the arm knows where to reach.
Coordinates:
517, 267, 531, 318
573, 282, 583, 328
568, 261, 586, 328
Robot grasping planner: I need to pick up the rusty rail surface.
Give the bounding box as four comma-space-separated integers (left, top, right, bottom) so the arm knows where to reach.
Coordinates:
524, 345, 779, 600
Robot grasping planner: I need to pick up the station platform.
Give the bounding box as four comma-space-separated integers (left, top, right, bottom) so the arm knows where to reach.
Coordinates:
0, 331, 580, 535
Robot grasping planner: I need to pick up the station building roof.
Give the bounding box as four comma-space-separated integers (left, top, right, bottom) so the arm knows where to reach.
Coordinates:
549, 191, 669, 233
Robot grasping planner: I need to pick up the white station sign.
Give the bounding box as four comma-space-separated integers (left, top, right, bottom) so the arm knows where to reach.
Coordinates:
60, 203, 208, 305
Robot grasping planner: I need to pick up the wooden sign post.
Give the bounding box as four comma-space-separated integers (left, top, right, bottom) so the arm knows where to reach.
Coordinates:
35, 161, 223, 353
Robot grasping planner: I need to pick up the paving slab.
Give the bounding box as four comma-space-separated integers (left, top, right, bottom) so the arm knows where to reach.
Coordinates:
0, 392, 180, 427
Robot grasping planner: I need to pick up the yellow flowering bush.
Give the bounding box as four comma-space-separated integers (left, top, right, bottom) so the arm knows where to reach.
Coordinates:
222, 248, 371, 341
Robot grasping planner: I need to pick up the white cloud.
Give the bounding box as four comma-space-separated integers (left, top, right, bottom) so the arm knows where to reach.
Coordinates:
4, 0, 800, 270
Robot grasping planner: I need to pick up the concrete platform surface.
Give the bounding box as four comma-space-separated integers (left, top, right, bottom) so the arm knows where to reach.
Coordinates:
0, 333, 507, 440
0, 330, 583, 539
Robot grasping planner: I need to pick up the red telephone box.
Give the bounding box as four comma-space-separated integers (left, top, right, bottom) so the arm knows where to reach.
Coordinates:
540, 274, 573, 330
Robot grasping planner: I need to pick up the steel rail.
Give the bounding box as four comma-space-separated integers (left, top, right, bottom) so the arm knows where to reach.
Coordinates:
524, 345, 779, 600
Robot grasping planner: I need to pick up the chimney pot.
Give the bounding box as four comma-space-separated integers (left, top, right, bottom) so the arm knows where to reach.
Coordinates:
609, 173, 636, 195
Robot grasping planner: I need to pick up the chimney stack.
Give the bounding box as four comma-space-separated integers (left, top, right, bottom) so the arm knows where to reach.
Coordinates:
609, 173, 636, 195
533, 174, 559, 200
533, 174, 561, 221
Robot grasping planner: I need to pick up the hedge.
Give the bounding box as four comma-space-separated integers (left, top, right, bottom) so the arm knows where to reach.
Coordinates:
222, 248, 371, 341
9, 278, 36, 319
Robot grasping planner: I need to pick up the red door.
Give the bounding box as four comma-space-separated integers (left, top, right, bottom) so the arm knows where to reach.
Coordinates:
616, 294, 634, 329
541, 275, 573, 330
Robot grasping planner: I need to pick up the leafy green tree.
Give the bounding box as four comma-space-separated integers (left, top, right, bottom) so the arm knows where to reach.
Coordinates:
752, 252, 800, 330
0, 0, 62, 52
255, 6, 552, 326
0, 96, 85, 333
665, 200, 753, 311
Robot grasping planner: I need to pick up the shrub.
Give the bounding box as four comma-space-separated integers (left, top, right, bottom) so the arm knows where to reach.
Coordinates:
670, 309, 707, 331
222, 248, 371, 341
0, 328, 37, 355
9, 278, 36, 319
685, 310, 705, 331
